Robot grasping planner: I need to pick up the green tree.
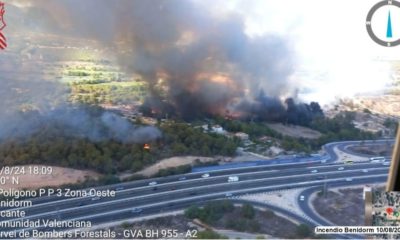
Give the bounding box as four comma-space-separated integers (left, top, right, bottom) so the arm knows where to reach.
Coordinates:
241, 203, 255, 219
131, 160, 143, 171
295, 224, 312, 238
184, 205, 201, 219
120, 155, 133, 169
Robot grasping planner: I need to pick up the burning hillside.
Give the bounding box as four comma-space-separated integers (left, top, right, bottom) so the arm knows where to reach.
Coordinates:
6, 0, 320, 122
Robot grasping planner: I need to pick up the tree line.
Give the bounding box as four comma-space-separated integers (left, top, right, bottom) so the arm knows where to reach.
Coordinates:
0, 118, 238, 175
216, 111, 378, 152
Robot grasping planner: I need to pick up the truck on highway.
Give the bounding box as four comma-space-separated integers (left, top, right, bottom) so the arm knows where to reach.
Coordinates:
228, 176, 239, 182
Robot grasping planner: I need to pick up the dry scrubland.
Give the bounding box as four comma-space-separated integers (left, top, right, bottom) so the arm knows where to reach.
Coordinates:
134, 156, 215, 177
266, 123, 322, 139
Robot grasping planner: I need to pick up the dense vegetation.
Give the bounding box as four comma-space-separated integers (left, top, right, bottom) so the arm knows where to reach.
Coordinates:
185, 201, 314, 238
155, 164, 192, 177
0, 111, 238, 174
0, 98, 379, 175
69, 81, 147, 105
184, 200, 235, 224
185, 201, 259, 232
310, 111, 377, 143
216, 111, 378, 152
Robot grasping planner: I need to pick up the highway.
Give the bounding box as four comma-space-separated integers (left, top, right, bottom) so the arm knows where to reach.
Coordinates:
0, 140, 392, 237
325, 139, 394, 159
6, 139, 388, 207
296, 179, 388, 239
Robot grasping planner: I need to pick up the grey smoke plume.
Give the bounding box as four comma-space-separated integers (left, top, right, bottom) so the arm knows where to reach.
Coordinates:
0, 101, 162, 143
0, 22, 161, 143
100, 112, 161, 143
8, 0, 297, 120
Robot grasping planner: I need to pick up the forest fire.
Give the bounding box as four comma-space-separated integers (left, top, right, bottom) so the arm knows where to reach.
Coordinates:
22, 0, 324, 123
23, 0, 302, 122
143, 143, 151, 150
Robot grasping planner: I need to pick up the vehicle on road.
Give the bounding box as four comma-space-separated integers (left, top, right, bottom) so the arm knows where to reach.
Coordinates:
91, 196, 100, 201
370, 156, 385, 163
338, 167, 344, 171
228, 176, 239, 182
383, 162, 390, 166
225, 193, 233, 197
179, 177, 187, 181
362, 169, 369, 173
299, 195, 305, 201
316, 176, 324, 180
310, 170, 318, 173
148, 181, 157, 186
201, 173, 210, 178
131, 208, 143, 213
345, 178, 353, 182
115, 187, 124, 191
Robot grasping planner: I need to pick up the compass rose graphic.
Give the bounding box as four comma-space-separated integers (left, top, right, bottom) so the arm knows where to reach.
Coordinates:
366, 0, 400, 47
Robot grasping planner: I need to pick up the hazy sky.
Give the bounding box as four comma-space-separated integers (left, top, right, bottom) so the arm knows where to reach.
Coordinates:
203, 0, 400, 103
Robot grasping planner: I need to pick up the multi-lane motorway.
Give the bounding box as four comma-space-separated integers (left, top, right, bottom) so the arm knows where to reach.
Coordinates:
0, 140, 392, 236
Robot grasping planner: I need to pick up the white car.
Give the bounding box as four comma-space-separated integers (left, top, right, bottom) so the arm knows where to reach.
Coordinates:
299, 195, 305, 201
383, 162, 390, 166
148, 181, 157, 186
228, 176, 239, 182
311, 170, 318, 173
345, 178, 353, 182
225, 193, 233, 197
201, 173, 210, 178
338, 167, 344, 171
361, 169, 369, 173
131, 208, 143, 213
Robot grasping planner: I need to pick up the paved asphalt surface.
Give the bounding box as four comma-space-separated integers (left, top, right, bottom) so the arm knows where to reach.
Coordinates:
297, 177, 388, 239
327, 139, 394, 159
0, 139, 393, 238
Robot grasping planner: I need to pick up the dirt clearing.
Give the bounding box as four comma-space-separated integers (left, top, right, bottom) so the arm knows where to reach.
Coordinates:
267, 123, 322, 139
133, 156, 218, 177
312, 188, 364, 226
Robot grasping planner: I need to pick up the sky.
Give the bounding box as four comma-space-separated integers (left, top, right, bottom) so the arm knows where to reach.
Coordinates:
204, 0, 400, 103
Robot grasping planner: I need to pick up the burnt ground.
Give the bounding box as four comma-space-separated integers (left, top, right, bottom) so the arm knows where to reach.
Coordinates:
312, 188, 364, 226
348, 144, 393, 156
